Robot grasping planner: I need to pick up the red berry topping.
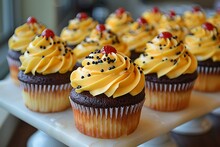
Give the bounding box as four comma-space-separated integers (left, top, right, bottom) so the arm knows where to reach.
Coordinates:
27, 16, 37, 24
202, 22, 215, 31
159, 32, 173, 39
101, 45, 117, 54
152, 7, 160, 13
169, 10, 176, 18
137, 17, 148, 25
115, 7, 125, 16
192, 6, 201, 12
76, 12, 88, 20
96, 24, 106, 32
41, 29, 55, 38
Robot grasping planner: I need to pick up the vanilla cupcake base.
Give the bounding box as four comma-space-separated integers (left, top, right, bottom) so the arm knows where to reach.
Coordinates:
70, 99, 144, 139
145, 81, 195, 111
7, 57, 20, 85
194, 66, 220, 92
20, 82, 71, 113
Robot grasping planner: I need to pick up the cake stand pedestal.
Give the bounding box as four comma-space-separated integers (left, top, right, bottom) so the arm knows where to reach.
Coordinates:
172, 115, 212, 135
27, 130, 67, 147
212, 107, 220, 115
139, 133, 177, 147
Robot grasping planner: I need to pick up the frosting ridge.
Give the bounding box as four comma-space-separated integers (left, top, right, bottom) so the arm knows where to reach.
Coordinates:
185, 23, 220, 62
20, 30, 76, 75
135, 32, 197, 78
70, 48, 145, 98
9, 20, 45, 53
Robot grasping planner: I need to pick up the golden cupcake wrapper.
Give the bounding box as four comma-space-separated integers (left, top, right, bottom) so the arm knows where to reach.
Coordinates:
146, 81, 195, 92
20, 82, 71, 113
145, 81, 195, 111
70, 98, 144, 139
7, 57, 21, 85
197, 66, 220, 74
194, 72, 220, 92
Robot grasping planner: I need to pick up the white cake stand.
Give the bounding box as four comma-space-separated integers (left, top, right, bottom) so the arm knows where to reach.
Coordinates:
172, 115, 212, 135
0, 79, 220, 146
27, 130, 67, 147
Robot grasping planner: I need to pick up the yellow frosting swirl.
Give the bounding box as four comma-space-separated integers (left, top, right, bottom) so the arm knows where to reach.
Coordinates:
185, 25, 220, 62
60, 17, 97, 46
70, 51, 145, 98
183, 11, 206, 29
73, 28, 130, 61
135, 34, 197, 79
142, 11, 162, 27
8, 23, 46, 53
158, 26, 187, 41
207, 13, 220, 33
158, 14, 188, 40
105, 12, 133, 36
122, 21, 157, 52
19, 35, 76, 75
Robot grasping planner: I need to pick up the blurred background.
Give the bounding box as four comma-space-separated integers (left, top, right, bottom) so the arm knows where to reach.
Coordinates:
0, 0, 220, 146
1, 0, 220, 79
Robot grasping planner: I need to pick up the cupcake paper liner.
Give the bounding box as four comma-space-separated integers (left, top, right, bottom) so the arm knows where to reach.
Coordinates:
197, 66, 220, 74
20, 82, 71, 113
145, 81, 195, 111
70, 99, 144, 139
7, 57, 21, 85
194, 66, 220, 92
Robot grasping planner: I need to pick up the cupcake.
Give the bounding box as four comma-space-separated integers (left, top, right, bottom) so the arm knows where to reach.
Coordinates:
105, 7, 133, 37
142, 6, 162, 28
185, 22, 220, 92
183, 6, 206, 29
8, 16, 46, 85
135, 32, 198, 111
207, 9, 220, 34
18, 29, 77, 112
122, 17, 157, 60
69, 45, 145, 138
158, 10, 188, 40
60, 12, 98, 48
73, 24, 130, 64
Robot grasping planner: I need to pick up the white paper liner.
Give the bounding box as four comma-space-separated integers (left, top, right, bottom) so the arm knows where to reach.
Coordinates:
7, 57, 21, 85
20, 82, 71, 112
197, 66, 220, 74
6, 56, 21, 67
20, 82, 71, 92
70, 99, 144, 138
146, 81, 195, 92
145, 81, 195, 111
194, 72, 220, 92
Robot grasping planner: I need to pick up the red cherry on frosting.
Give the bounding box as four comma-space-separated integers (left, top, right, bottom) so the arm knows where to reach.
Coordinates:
152, 7, 160, 13
27, 16, 37, 24
169, 10, 176, 17
41, 29, 55, 38
96, 24, 106, 32
76, 12, 88, 20
159, 32, 173, 39
137, 17, 148, 25
115, 7, 125, 16
192, 6, 201, 12
101, 45, 117, 54
202, 22, 215, 31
